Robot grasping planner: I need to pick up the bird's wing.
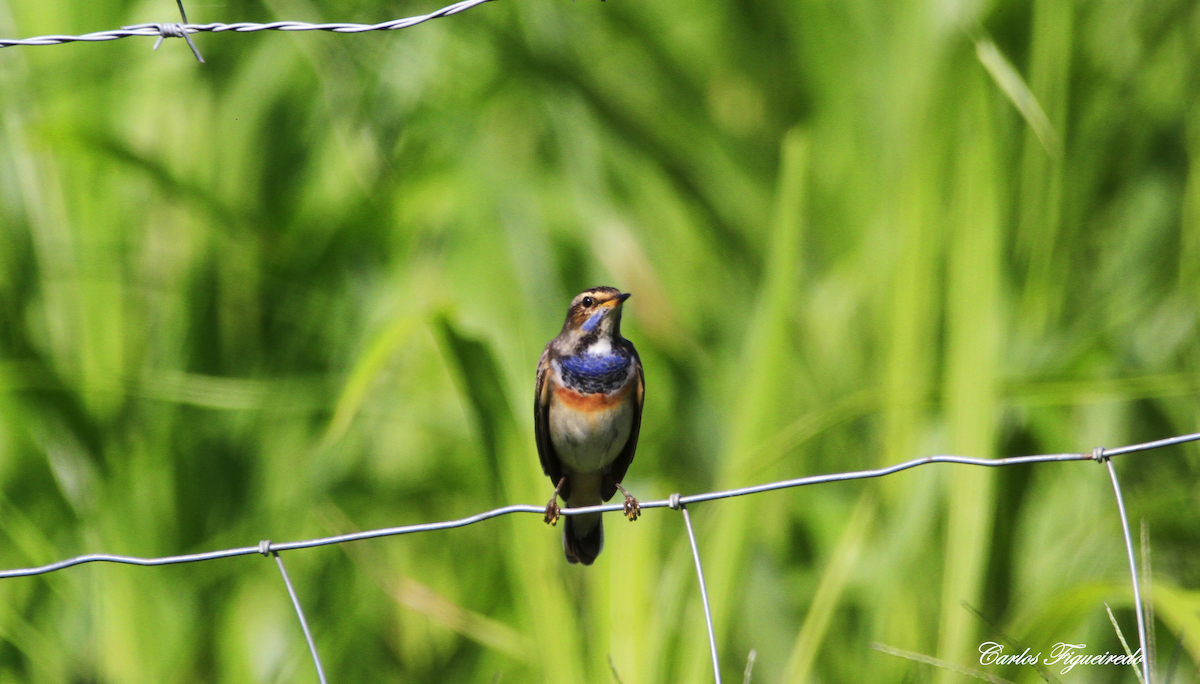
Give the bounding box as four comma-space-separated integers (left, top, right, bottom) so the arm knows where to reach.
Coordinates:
534, 345, 563, 487
603, 341, 643, 501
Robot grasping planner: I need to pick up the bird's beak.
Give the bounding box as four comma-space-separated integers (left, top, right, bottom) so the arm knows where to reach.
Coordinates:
597, 292, 630, 314
604, 291, 633, 307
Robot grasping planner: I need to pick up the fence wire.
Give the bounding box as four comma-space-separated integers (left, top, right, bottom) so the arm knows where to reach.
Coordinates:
0, 0, 496, 62
0, 4, 1177, 682
0, 432, 1193, 683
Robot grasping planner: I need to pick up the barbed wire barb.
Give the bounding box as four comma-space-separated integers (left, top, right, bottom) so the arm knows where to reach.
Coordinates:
160, 0, 205, 62
0, 0, 496, 51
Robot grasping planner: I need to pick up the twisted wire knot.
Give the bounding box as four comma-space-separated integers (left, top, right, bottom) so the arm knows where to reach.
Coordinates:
668, 493, 682, 510
149, 19, 204, 62
152, 23, 185, 49
1092, 446, 1107, 462
258, 540, 273, 556
159, 23, 186, 38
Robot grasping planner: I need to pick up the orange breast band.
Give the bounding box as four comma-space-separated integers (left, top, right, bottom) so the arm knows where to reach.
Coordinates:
553, 382, 632, 411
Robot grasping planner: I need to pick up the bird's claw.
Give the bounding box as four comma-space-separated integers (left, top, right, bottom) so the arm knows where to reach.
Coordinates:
623, 494, 640, 521
544, 500, 561, 526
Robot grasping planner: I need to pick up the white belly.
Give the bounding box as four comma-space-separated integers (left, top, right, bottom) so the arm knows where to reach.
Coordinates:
549, 397, 633, 475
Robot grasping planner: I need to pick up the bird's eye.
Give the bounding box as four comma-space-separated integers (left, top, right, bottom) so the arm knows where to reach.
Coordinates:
582, 296, 594, 307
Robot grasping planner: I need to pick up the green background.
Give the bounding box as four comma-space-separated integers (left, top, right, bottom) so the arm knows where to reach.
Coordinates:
0, 0, 1199, 681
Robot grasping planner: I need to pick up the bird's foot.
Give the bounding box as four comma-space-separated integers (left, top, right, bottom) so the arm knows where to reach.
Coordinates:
544, 476, 567, 525
623, 494, 640, 521
544, 499, 561, 526
610, 479, 640, 521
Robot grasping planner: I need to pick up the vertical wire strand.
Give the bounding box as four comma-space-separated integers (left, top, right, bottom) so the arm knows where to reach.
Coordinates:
272, 551, 329, 684
1104, 457, 1150, 684
681, 504, 723, 684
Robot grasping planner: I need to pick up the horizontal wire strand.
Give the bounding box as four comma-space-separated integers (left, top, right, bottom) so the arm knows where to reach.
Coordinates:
0, 431, 1194, 579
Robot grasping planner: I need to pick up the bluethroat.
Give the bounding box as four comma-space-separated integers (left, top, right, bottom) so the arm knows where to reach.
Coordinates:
535, 287, 643, 565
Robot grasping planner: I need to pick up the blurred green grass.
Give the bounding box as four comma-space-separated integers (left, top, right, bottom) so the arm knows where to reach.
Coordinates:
0, 0, 1199, 681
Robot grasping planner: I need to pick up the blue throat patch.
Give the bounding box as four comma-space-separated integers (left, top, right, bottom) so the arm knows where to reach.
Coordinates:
581, 311, 604, 333
559, 352, 631, 394
561, 354, 628, 376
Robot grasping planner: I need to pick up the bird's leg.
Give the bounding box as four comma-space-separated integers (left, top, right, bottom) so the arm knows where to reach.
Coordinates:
611, 479, 640, 521
544, 476, 567, 526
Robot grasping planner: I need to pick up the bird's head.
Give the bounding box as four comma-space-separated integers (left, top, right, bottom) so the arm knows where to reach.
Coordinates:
561, 286, 631, 342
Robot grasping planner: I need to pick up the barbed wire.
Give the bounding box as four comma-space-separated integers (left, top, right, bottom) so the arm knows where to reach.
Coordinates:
0, 0, 496, 62
0, 432, 1193, 682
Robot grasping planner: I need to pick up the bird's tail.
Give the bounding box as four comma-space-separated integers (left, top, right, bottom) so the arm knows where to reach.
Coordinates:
563, 512, 603, 565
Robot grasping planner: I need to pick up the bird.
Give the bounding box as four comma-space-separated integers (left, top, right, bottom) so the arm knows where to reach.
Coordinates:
535, 286, 644, 565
